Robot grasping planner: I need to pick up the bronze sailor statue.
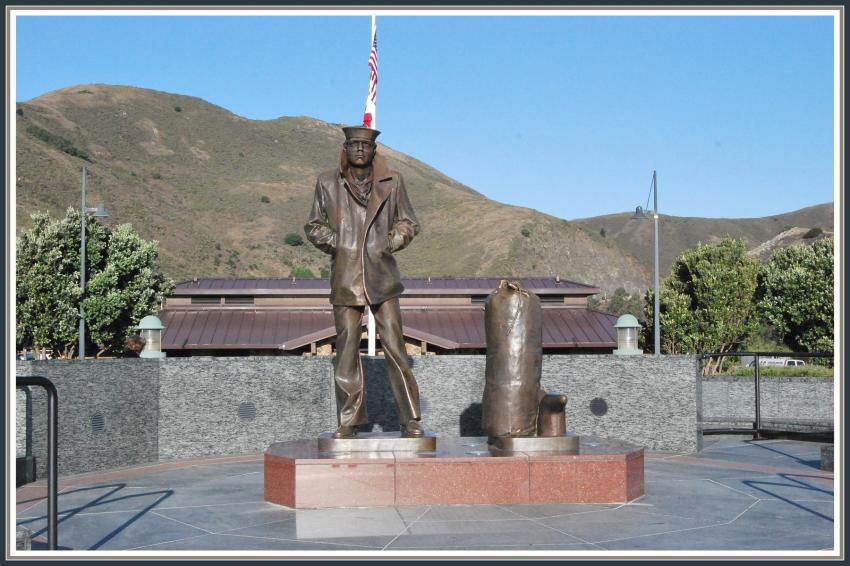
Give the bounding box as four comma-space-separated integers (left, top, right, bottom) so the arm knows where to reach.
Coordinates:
305, 126, 425, 439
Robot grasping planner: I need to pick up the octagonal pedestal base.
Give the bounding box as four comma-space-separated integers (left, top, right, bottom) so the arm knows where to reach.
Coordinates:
264, 436, 644, 509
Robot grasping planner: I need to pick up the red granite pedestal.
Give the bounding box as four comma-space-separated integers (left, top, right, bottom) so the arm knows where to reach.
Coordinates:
264, 436, 644, 509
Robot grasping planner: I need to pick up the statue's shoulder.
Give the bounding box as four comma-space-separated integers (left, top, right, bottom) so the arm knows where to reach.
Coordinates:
316, 169, 340, 185
379, 169, 403, 184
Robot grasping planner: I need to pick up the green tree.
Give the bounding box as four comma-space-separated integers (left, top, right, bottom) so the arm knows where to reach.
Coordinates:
643, 238, 762, 373
83, 224, 174, 357
16, 208, 173, 358
16, 210, 85, 358
759, 238, 833, 353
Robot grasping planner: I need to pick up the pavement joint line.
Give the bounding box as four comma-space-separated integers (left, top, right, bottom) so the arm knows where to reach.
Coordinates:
154, 500, 273, 511
706, 476, 834, 501
755, 498, 834, 504
705, 478, 762, 500
512, 511, 605, 550
384, 516, 583, 523
380, 506, 435, 551
17, 497, 276, 516
149, 510, 215, 535
621, 507, 719, 522
650, 455, 828, 477
386, 542, 604, 550
588, 501, 762, 545
225, 532, 384, 550
54, 508, 164, 518
131, 533, 212, 550
494, 504, 623, 522
218, 516, 297, 535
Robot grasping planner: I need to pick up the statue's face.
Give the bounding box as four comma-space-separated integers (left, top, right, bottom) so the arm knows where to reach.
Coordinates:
344, 139, 376, 168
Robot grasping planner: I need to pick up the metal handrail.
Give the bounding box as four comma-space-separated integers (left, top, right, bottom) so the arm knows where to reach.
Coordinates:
698, 351, 833, 440
16, 376, 58, 550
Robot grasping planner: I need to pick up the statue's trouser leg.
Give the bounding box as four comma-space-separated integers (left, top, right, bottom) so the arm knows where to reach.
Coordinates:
333, 305, 369, 427
372, 297, 421, 424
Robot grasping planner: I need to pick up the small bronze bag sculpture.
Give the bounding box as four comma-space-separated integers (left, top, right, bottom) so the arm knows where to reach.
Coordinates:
482, 280, 544, 437
482, 281, 571, 445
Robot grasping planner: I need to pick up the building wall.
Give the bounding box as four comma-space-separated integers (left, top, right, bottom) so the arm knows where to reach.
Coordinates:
16, 356, 829, 478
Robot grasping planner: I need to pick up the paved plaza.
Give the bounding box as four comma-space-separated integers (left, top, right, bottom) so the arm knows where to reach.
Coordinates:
14, 436, 836, 557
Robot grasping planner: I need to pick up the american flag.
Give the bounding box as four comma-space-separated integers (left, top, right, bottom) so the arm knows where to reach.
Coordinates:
363, 16, 378, 129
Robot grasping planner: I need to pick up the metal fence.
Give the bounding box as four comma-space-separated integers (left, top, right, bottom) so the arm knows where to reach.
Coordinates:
16, 376, 59, 550
698, 351, 833, 440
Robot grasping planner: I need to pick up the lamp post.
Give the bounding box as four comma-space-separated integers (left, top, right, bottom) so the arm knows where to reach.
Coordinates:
79, 166, 108, 360
631, 170, 660, 356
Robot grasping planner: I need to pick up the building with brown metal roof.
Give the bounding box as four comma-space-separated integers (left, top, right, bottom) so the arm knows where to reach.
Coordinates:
159, 277, 618, 356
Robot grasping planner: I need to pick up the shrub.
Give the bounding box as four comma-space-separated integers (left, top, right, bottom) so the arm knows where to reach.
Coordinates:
26, 124, 90, 161
174, 105, 182, 112
260, 196, 271, 203
803, 227, 823, 239
724, 366, 833, 378
289, 267, 314, 278
152, 172, 162, 180
320, 267, 330, 278
521, 228, 531, 237
16, 108, 23, 116
284, 233, 304, 246
599, 228, 606, 238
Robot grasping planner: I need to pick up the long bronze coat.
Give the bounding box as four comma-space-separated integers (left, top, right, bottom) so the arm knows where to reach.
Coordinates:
304, 153, 420, 306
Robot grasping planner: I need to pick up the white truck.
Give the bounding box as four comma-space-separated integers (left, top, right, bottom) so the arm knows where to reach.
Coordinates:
747, 357, 806, 368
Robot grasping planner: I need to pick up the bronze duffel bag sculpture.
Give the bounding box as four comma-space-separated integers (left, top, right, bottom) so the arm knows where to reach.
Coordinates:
482, 280, 544, 437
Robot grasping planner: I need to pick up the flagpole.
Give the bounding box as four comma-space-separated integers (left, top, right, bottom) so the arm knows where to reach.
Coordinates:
366, 14, 377, 357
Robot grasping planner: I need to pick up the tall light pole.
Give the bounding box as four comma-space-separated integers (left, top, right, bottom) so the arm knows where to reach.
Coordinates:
631, 170, 660, 356
79, 166, 108, 360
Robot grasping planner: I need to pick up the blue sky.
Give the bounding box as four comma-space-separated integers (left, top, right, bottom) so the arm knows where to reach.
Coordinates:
14, 11, 836, 220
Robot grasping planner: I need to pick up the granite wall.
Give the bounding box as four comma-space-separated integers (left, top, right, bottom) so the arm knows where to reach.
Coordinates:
15, 354, 713, 477
15, 359, 160, 477
157, 357, 336, 461
362, 355, 701, 453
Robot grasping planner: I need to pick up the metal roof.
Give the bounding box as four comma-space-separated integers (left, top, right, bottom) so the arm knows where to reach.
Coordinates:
160, 308, 335, 351
159, 306, 617, 351
173, 277, 599, 297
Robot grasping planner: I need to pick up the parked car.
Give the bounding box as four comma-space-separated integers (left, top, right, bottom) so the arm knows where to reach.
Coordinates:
747, 357, 806, 368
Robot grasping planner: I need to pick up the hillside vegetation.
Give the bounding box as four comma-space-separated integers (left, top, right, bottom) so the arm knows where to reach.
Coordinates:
15, 84, 832, 295
15, 84, 648, 294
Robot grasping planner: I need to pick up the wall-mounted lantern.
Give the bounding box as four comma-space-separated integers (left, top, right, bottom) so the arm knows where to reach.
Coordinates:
136, 315, 166, 358
613, 314, 642, 356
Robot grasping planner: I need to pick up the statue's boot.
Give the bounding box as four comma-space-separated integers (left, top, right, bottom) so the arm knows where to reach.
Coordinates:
332, 425, 357, 439
401, 419, 425, 437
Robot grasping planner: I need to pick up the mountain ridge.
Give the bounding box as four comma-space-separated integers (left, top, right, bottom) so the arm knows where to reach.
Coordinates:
15, 84, 833, 295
